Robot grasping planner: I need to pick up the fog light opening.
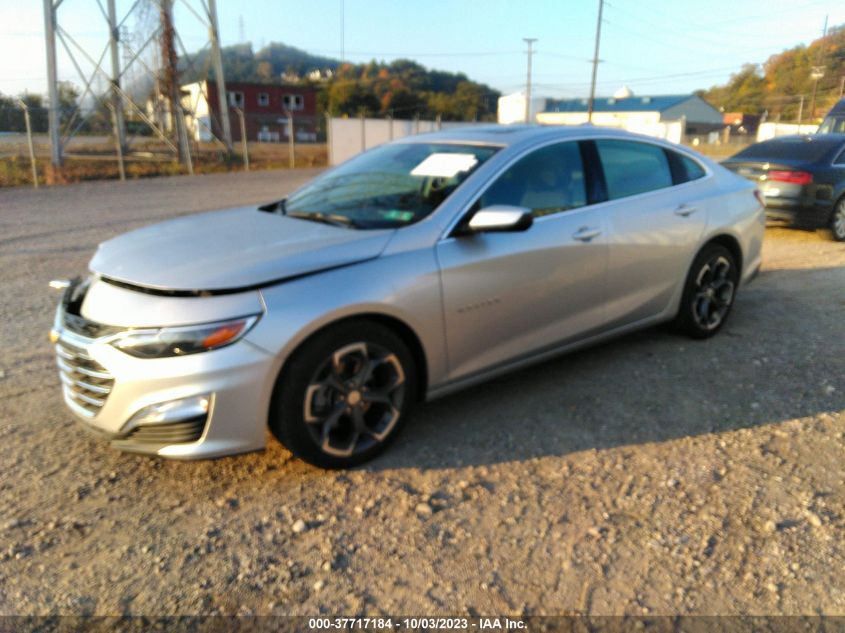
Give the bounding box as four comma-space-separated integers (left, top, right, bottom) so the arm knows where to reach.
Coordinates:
127, 394, 211, 426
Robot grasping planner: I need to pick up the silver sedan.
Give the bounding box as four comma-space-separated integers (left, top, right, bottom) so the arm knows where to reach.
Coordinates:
51, 125, 764, 467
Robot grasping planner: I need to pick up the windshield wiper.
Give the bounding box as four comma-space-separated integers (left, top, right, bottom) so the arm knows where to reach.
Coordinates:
286, 211, 359, 229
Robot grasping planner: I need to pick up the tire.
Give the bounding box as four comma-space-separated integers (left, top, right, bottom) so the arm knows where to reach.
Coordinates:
673, 243, 739, 339
269, 320, 417, 469
830, 197, 845, 242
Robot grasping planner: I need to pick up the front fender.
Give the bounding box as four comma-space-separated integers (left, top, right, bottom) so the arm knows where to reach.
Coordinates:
244, 249, 447, 406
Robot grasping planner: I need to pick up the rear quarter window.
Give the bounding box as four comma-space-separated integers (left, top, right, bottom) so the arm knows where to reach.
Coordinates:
665, 150, 707, 184
681, 155, 706, 181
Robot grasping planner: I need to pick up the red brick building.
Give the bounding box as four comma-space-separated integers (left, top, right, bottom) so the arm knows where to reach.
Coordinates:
182, 80, 320, 143
723, 112, 761, 136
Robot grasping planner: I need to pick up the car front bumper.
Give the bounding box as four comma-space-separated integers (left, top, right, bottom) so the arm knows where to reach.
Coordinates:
51, 306, 276, 459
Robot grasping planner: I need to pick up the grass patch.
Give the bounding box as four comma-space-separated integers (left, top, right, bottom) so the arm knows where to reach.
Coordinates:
0, 142, 327, 188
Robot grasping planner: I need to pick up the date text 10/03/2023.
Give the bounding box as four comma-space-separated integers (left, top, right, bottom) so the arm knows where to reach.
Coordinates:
307, 617, 527, 630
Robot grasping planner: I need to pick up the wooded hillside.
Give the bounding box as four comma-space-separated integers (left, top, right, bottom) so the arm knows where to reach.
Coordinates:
699, 24, 845, 121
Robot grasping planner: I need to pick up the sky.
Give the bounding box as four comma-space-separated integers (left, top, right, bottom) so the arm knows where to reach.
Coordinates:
1, 0, 843, 101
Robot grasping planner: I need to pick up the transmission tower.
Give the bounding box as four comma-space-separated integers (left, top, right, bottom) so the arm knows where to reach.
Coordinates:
41, 0, 234, 174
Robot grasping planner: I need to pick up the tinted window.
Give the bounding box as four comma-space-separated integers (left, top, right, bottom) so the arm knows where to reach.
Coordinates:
681, 154, 706, 181
596, 140, 673, 199
818, 115, 845, 134
478, 142, 587, 217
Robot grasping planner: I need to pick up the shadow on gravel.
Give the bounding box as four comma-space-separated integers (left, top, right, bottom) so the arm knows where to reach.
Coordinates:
368, 264, 845, 472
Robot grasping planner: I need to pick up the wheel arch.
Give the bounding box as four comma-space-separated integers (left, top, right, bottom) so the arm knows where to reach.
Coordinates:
702, 232, 743, 277
273, 312, 430, 405
829, 190, 845, 238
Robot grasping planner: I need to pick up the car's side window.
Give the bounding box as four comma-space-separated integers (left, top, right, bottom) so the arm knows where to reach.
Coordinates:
665, 149, 707, 184
834, 147, 845, 165
680, 154, 707, 181
477, 142, 587, 218
596, 140, 674, 200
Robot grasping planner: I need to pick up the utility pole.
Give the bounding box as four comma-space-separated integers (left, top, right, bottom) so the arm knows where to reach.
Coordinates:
808, 15, 828, 121
43, 0, 62, 168
159, 0, 190, 165
107, 0, 127, 154
208, 0, 233, 151
798, 94, 805, 126
838, 75, 845, 100
340, 0, 345, 62
809, 67, 824, 121
523, 38, 537, 124
587, 0, 605, 123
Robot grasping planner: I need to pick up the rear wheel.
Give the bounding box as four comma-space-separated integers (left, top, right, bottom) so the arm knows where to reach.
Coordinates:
269, 321, 416, 468
673, 244, 739, 339
830, 198, 845, 242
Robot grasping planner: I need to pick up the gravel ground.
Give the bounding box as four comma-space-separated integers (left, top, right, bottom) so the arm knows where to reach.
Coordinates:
0, 171, 844, 617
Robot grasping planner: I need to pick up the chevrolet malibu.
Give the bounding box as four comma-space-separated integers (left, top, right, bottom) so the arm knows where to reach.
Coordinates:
51, 126, 764, 468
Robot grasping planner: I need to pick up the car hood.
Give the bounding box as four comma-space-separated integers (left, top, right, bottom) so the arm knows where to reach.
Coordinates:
89, 207, 395, 292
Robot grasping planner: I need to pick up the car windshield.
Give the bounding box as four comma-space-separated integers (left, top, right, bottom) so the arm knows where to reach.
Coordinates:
283, 142, 499, 229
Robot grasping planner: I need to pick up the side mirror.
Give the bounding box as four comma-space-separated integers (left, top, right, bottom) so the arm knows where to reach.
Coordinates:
466, 205, 533, 234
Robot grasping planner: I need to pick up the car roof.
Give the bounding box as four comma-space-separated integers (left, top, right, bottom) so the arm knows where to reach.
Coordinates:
398, 123, 654, 148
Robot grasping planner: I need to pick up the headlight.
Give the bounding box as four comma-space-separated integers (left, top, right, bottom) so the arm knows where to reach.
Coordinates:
110, 315, 260, 358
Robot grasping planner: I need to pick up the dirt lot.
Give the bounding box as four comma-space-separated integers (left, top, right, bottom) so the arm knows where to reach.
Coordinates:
0, 171, 843, 617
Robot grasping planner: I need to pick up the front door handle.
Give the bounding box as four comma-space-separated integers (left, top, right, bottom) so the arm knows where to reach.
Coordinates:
674, 204, 698, 217
573, 226, 602, 242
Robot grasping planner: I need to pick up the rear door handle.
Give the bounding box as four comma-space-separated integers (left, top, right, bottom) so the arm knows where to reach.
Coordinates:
573, 226, 602, 242
674, 204, 698, 217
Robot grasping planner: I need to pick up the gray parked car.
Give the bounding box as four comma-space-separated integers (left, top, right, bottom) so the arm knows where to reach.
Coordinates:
51, 126, 764, 467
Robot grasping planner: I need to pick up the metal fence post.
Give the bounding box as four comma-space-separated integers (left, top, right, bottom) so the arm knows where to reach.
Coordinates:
109, 103, 126, 181
236, 107, 249, 171
360, 112, 366, 152
388, 111, 394, 140
17, 100, 38, 188
288, 113, 295, 168
325, 111, 333, 166
177, 105, 194, 175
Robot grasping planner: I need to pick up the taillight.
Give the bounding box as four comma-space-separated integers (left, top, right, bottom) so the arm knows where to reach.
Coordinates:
754, 189, 764, 207
767, 170, 813, 185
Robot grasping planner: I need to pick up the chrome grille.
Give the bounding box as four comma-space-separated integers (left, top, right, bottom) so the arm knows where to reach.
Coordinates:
55, 339, 114, 417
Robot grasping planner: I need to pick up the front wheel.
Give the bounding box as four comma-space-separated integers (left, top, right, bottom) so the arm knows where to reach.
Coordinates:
830, 198, 845, 242
673, 244, 739, 339
269, 321, 417, 468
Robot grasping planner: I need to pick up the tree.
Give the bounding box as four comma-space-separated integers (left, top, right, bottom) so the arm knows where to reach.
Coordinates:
699, 23, 845, 122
